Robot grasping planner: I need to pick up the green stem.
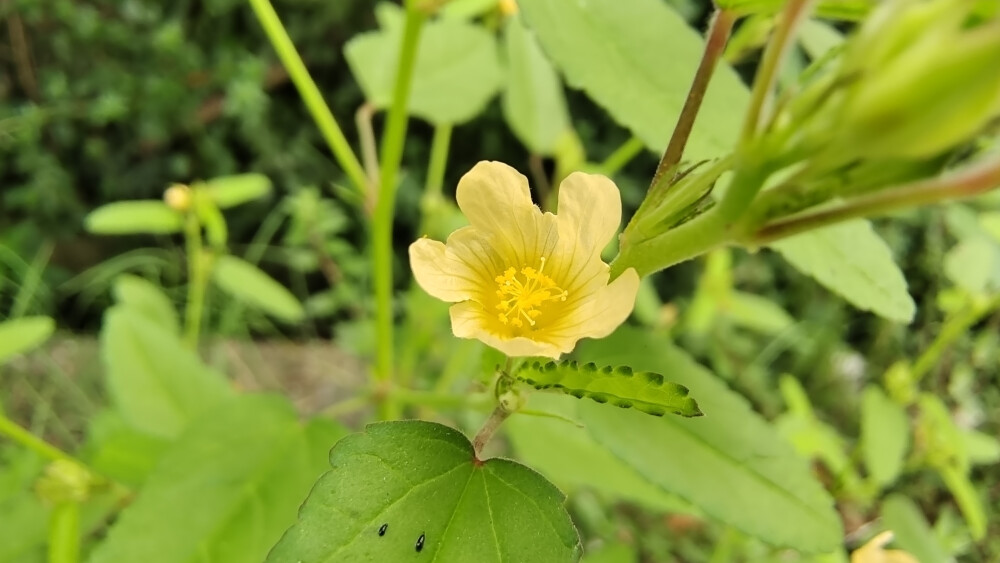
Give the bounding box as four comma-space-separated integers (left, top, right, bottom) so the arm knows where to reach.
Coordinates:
472, 404, 513, 458
597, 137, 647, 177
48, 502, 80, 563
247, 0, 369, 199
911, 294, 1000, 382
372, 6, 425, 421
650, 9, 737, 191
12, 241, 53, 318
183, 213, 208, 348
740, 0, 814, 144
0, 414, 79, 465
418, 123, 453, 236
746, 156, 1000, 244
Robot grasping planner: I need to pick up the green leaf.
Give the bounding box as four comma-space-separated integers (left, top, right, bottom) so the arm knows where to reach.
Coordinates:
345, 4, 501, 125
769, 220, 915, 323
715, 0, 873, 20
507, 394, 694, 515
555, 327, 842, 552
440, 0, 497, 20
512, 360, 702, 417
0, 316, 54, 364
501, 16, 570, 154
800, 19, 844, 61
83, 410, 170, 488
580, 542, 637, 563
860, 385, 909, 488
724, 291, 795, 335
881, 494, 950, 563
267, 420, 581, 562
100, 307, 233, 439
87, 395, 345, 563
112, 275, 179, 335
84, 201, 183, 235
519, 0, 749, 161
211, 255, 305, 322
944, 236, 999, 293
960, 429, 1000, 466
203, 174, 272, 209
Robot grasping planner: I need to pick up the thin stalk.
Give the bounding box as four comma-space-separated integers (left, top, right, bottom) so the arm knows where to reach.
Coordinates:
472, 404, 513, 458
183, 213, 207, 348
372, 6, 425, 420
247, 0, 369, 199
417, 123, 453, 236
740, 0, 814, 144
911, 294, 1000, 382
48, 502, 80, 563
598, 137, 647, 177
650, 9, 737, 192
0, 414, 80, 465
356, 102, 381, 211
747, 157, 1000, 244
12, 241, 53, 318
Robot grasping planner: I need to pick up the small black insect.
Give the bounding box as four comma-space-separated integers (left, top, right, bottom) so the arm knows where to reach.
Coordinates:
415, 533, 425, 552
378, 523, 388, 537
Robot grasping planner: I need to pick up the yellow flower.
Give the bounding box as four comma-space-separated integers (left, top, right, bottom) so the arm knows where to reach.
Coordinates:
409, 161, 640, 359
850, 531, 918, 563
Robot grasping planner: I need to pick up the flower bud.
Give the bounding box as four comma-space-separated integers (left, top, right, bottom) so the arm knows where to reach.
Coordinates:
164, 183, 192, 212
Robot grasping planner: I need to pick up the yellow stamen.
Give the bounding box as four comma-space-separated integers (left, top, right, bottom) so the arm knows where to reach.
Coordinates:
494, 256, 568, 329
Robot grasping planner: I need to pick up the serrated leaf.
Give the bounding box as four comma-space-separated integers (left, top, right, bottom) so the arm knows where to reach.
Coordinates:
101, 307, 233, 439
0, 316, 54, 364
212, 255, 305, 322
112, 275, 179, 335
519, 0, 748, 161
769, 220, 915, 323
860, 385, 909, 488
345, 4, 501, 125
881, 494, 950, 563
513, 360, 701, 417
546, 327, 842, 552
507, 393, 694, 515
84, 201, 183, 235
87, 395, 345, 563
203, 174, 272, 209
502, 16, 569, 154
267, 420, 581, 563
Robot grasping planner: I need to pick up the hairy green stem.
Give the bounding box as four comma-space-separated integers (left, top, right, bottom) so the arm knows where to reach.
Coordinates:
598, 137, 647, 177
182, 213, 208, 348
372, 6, 425, 421
247, 0, 369, 199
747, 156, 1000, 244
740, 0, 814, 144
650, 9, 737, 191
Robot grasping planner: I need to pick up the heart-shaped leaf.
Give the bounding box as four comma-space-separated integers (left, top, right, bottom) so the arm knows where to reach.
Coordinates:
267, 420, 581, 562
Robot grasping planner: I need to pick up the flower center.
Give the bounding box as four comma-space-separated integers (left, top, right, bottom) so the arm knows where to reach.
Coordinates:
494, 257, 568, 329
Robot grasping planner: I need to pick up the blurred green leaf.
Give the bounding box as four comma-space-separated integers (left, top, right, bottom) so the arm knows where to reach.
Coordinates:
881, 494, 951, 563
266, 420, 581, 562
519, 0, 749, 161
860, 385, 909, 488
440, 0, 497, 20
211, 255, 305, 323
0, 316, 55, 365
345, 4, 502, 124
84, 201, 183, 235
725, 291, 795, 335
800, 19, 844, 60
527, 327, 842, 552
83, 410, 170, 488
715, 0, 873, 20
203, 174, 272, 209
944, 236, 999, 293
580, 541, 637, 563
87, 395, 345, 563
770, 220, 915, 323
502, 16, 570, 154
960, 429, 1000, 466
101, 307, 233, 439
112, 275, 179, 335
507, 393, 694, 515
512, 360, 702, 417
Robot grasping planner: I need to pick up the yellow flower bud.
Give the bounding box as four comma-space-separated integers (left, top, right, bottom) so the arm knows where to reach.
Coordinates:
164, 183, 192, 212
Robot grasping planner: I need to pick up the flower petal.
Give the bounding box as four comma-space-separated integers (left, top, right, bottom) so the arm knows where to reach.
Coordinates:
409, 238, 479, 303
552, 171, 623, 284
545, 267, 640, 345
449, 301, 566, 359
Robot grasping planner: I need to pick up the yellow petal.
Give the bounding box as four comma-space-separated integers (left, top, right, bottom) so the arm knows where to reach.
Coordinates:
409, 238, 479, 303
456, 161, 559, 267
552, 171, 623, 285
544, 267, 640, 346
850, 532, 919, 563
449, 301, 566, 358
